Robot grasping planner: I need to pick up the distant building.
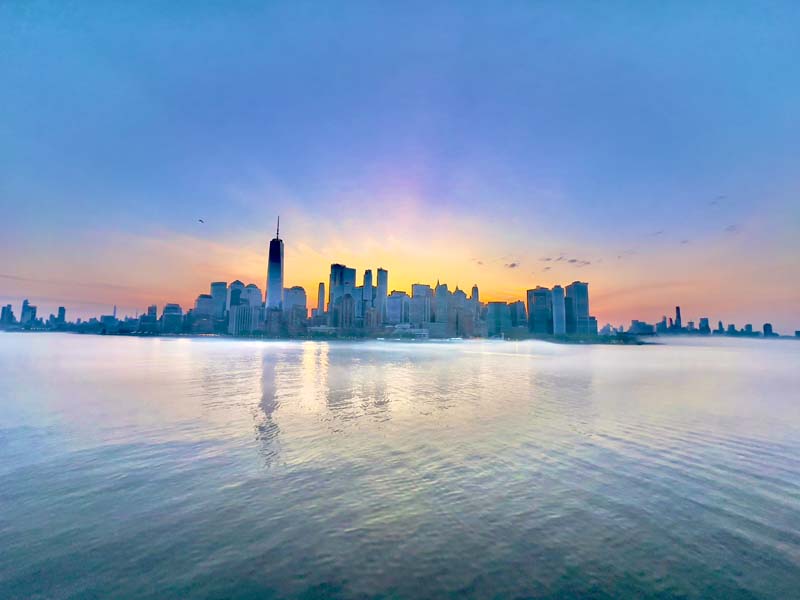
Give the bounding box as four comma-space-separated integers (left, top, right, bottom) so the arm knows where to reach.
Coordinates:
487, 302, 512, 337
244, 283, 263, 308
763, 323, 775, 337
551, 285, 566, 335
410, 284, 432, 326
194, 294, 214, 316
316, 282, 326, 315
508, 300, 527, 328
266, 218, 284, 309
283, 286, 307, 318
227, 280, 245, 311
529, 287, 553, 335
328, 264, 357, 327
1, 304, 15, 324
20, 299, 36, 324
210, 282, 228, 319
376, 268, 388, 324
229, 304, 263, 335
386, 291, 410, 324
628, 320, 655, 335
161, 303, 183, 333
565, 281, 589, 335
698, 317, 711, 334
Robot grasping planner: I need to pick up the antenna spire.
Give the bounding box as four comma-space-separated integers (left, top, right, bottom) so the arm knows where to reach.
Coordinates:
276, 216, 280, 238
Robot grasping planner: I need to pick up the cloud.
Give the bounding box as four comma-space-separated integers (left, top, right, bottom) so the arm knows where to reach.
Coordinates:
540, 257, 552, 262
651, 229, 665, 236
504, 262, 519, 269
724, 224, 739, 233
543, 266, 551, 271
680, 239, 690, 245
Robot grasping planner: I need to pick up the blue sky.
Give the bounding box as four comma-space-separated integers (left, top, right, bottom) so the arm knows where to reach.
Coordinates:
1, 2, 799, 330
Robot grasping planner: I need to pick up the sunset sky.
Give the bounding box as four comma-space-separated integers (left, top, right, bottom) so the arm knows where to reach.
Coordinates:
1, 2, 799, 331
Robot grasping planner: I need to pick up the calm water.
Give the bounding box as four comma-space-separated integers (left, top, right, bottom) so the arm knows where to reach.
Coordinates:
1, 334, 799, 599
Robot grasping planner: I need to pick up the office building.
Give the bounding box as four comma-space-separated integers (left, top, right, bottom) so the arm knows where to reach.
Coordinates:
316, 282, 325, 315
410, 284, 432, 326
376, 268, 388, 323
386, 291, 410, 324
551, 285, 566, 335
284, 286, 307, 317
487, 302, 512, 337
161, 303, 183, 333
210, 282, 228, 318
565, 281, 589, 335
227, 280, 245, 311
266, 218, 284, 309
194, 294, 214, 316
243, 283, 262, 308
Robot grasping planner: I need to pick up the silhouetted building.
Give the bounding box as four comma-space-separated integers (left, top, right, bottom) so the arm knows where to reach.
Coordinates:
509, 300, 527, 328
266, 218, 284, 309
565, 281, 589, 335
376, 268, 388, 323
161, 303, 183, 333
763, 323, 775, 337
229, 304, 263, 335
283, 286, 307, 318
487, 302, 512, 337
194, 294, 214, 316
244, 283, 263, 308
210, 282, 228, 319
227, 280, 245, 311
629, 320, 656, 335
551, 285, 566, 335
386, 291, 410, 324
20, 299, 36, 325
529, 287, 553, 335
1, 304, 14, 325
410, 284, 432, 326
316, 282, 326, 315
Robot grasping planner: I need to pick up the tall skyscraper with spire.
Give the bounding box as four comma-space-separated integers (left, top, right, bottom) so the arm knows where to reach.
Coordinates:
266, 217, 284, 310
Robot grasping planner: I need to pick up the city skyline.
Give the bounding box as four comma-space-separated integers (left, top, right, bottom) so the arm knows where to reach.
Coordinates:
1, 216, 797, 334
2, 4, 799, 331
2, 218, 794, 339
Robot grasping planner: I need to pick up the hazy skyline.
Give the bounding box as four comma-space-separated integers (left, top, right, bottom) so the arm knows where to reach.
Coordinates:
2, 3, 799, 330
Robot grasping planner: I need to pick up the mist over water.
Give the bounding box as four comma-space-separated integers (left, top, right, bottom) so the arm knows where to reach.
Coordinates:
1, 334, 799, 599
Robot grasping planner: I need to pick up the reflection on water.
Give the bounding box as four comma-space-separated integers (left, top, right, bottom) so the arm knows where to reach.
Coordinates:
1, 334, 799, 599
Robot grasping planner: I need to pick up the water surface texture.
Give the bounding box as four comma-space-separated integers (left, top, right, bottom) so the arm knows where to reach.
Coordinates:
1, 334, 799, 599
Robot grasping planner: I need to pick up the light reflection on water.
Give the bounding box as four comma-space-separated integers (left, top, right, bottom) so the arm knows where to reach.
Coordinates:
1, 333, 799, 599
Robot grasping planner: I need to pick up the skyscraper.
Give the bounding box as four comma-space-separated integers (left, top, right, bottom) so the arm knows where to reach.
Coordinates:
529, 286, 553, 335
410, 284, 432, 326
283, 286, 307, 316
244, 284, 263, 307
565, 281, 589, 335
227, 280, 245, 311
210, 282, 227, 318
266, 217, 284, 310
316, 282, 325, 314
376, 268, 388, 323
551, 285, 566, 335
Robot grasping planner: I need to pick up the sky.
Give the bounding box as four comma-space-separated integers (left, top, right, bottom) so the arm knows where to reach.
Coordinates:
1, 1, 799, 331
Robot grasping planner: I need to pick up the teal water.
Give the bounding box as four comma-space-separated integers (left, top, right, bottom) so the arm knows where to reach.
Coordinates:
1, 333, 799, 599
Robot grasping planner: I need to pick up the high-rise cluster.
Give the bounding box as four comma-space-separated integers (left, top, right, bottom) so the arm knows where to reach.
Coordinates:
17, 217, 790, 340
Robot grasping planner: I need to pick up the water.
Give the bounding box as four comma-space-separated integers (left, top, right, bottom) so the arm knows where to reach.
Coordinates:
1, 333, 799, 599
